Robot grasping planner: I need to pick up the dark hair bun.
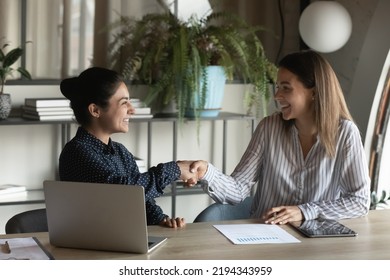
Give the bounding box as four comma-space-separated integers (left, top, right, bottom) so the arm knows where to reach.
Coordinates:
60, 67, 121, 102
60, 77, 80, 100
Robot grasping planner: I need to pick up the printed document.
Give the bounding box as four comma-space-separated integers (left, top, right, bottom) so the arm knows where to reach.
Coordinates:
213, 224, 301, 244
0, 237, 53, 260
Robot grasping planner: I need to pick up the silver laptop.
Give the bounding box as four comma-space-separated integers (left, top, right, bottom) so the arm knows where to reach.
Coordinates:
43, 180, 167, 254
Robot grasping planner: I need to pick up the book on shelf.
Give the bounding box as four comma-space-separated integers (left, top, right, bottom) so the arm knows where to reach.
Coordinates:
22, 106, 73, 116
22, 113, 75, 121
129, 98, 152, 118
133, 107, 151, 115
0, 184, 27, 196
25, 98, 70, 108
0, 190, 27, 200
130, 114, 153, 119
134, 157, 147, 172
130, 98, 147, 108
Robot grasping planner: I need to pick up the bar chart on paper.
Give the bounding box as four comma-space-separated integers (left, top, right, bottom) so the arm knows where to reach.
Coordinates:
213, 224, 301, 244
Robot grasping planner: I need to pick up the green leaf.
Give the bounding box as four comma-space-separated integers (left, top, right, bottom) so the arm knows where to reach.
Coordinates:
3, 48, 23, 68
106, 10, 277, 126
17, 67, 32, 80
379, 190, 387, 202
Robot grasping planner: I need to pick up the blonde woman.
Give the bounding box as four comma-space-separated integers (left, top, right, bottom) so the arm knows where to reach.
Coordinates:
190, 50, 370, 224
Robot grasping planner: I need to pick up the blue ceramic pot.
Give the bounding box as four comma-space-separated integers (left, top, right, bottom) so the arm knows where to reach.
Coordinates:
185, 66, 226, 118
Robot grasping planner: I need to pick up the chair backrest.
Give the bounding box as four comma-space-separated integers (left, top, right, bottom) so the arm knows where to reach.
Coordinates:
193, 196, 253, 223
5, 208, 48, 234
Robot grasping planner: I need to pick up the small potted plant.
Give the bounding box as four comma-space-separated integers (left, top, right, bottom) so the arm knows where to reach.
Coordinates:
370, 189, 390, 210
0, 42, 32, 120
108, 11, 277, 124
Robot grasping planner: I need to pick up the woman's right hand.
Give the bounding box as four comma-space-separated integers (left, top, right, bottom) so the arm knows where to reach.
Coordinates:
189, 160, 208, 180
177, 160, 208, 187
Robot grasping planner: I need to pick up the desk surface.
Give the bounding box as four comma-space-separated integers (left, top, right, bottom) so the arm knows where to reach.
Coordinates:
1, 210, 389, 260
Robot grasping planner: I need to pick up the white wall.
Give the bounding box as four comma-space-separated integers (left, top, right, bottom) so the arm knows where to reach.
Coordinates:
348, 0, 390, 141
346, 0, 390, 193
0, 83, 257, 233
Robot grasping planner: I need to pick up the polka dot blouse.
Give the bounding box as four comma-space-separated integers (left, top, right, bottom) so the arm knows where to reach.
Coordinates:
59, 126, 181, 225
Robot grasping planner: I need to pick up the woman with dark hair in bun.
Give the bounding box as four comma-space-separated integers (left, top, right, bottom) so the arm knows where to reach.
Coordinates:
59, 67, 196, 228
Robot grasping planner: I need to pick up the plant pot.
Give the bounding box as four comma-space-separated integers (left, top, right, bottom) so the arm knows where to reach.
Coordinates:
148, 93, 178, 117
158, 99, 178, 115
0, 93, 12, 120
185, 66, 226, 118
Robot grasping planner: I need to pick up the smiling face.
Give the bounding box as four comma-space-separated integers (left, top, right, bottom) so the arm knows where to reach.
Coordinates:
97, 82, 134, 135
274, 67, 315, 123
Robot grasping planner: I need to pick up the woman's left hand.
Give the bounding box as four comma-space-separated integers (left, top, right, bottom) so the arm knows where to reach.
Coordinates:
262, 206, 303, 225
159, 217, 186, 228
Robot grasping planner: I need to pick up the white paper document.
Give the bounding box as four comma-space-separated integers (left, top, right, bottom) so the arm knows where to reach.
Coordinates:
213, 224, 301, 244
0, 237, 53, 260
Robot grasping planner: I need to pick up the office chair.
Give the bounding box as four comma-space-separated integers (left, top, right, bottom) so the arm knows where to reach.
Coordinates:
5, 208, 48, 234
193, 196, 253, 222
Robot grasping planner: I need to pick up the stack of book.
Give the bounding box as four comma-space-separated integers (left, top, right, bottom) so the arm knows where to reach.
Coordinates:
0, 184, 27, 198
134, 157, 147, 172
131, 99, 153, 119
22, 98, 74, 121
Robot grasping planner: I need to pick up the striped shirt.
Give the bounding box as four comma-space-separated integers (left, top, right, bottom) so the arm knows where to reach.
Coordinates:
202, 114, 370, 221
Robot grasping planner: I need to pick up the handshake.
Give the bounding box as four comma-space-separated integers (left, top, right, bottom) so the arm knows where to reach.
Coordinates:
177, 160, 209, 187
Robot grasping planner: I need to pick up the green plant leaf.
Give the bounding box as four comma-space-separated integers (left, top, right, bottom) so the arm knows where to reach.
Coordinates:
1, 42, 32, 94
106, 11, 277, 126
379, 189, 387, 202
17, 67, 32, 80
3, 48, 23, 68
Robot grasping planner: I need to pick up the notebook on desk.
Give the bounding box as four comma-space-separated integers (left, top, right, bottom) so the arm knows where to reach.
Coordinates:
43, 180, 167, 254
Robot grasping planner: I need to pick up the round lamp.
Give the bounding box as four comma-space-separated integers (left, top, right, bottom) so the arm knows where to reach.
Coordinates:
299, 1, 352, 53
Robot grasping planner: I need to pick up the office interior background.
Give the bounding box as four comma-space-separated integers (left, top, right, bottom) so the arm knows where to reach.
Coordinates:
0, 0, 389, 233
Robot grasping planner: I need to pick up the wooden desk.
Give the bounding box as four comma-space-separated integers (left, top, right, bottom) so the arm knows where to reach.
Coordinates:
1, 210, 389, 260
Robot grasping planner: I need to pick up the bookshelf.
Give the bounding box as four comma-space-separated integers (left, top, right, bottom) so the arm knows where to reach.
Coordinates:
0, 112, 256, 217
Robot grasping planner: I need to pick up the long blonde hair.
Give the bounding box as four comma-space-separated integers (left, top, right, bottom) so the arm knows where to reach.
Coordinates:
278, 50, 352, 157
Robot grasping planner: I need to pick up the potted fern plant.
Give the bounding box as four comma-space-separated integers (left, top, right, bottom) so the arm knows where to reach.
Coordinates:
108, 11, 277, 123
0, 42, 32, 120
